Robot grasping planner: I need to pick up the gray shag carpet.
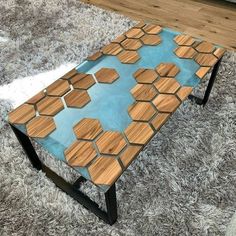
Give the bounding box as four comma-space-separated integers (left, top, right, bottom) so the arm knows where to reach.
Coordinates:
0, 1, 236, 235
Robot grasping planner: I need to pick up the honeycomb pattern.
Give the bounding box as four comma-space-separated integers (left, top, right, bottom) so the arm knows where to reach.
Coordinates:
95, 68, 119, 84
85, 23, 163, 65
173, 34, 225, 80
9, 23, 225, 190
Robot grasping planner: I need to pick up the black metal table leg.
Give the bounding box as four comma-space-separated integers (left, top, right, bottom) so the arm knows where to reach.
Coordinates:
10, 124, 118, 225
188, 58, 222, 106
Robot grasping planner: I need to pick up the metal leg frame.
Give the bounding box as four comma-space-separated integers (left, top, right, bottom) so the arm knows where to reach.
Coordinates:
10, 124, 118, 225
188, 58, 222, 106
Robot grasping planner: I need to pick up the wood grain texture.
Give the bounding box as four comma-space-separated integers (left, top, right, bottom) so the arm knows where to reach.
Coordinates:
131, 84, 157, 101
8, 104, 36, 124
61, 68, 78, 79
88, 156, 122, 185
152, 94, 180, 113
82, 0, 236, 50
195, 41, 215, 53
195, 53, 218, 66
27, 91, 45, 105
26, 116, 56, 138
121, 38, 142, 50
133, 68, 158, 84
87, 51, 103, 61
214, 48, 226, 58
141, 34, 161, 45
95, 68, 119, 83
176, 87, 193, 101
64, 90, 91, 108
70, 73, 95, 89
117, 50, 140, 64
125, 121, 154, 145
174, 46, 197, 59
174, 34, 195, 46
143, 24, 162, 34
195, 67, 211, 79
64, 140, 97, 167
151, 112, 170, 130
120, 145, 142, 167
156, 63, 180, 77
102, 43, 123, 55
125, 28, 144, 38
128, 101, 156, 121
46, 79, 70, 97
112, 34, 126, 43
37, 96, 64, 116
96, 131, 127, 155
73, 118, 103, 140
154, 77, 180, 94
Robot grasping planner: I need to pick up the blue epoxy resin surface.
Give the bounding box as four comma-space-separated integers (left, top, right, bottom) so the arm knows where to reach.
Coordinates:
17, 28, 202, 163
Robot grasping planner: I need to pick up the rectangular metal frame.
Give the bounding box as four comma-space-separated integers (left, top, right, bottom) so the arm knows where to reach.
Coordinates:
10, 124, 118, 225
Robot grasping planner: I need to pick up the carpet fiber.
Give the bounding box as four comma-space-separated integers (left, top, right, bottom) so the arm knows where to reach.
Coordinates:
0, 1, 236, 235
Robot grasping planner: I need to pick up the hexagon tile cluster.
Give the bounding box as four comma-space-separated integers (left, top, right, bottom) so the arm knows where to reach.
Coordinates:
87, 22, 162, 64
8, 66, 122, 139
8, 23, 226, 190
173, 34, 226, 79
61, 62, 196, 188
127, 62, 193, 140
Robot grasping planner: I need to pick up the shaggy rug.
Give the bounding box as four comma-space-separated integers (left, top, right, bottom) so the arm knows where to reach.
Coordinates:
0, 0, 236, 235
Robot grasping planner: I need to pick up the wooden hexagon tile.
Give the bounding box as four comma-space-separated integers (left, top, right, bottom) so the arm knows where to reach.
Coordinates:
64, 90, 91, 108
36, 96, 64, 116
133, 68, 158, 84
156, 63, 180, 77
118, 50, 140, 64
174, 34, 195, 46
70, 73, 95, 90
64, 140, 97, 167
26, 116, 56, 138
73, 118, 103, 140
95, 68, 119, 83
46, 79, 70, 97
8, 104, 36, 124
121, 38, 142, 50
96, 131, 127, 155
88, 156, 122, 185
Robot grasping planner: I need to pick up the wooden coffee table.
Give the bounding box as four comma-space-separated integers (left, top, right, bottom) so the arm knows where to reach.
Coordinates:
8, 22, 225, 225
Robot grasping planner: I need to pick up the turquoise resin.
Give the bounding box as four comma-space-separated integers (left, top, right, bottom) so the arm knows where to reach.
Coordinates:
15, 28, 202, 175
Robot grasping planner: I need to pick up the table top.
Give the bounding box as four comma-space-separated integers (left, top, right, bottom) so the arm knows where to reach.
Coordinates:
8, 23, 225, 191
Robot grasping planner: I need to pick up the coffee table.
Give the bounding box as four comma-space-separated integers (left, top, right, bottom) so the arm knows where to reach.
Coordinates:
8, 22, 225, 225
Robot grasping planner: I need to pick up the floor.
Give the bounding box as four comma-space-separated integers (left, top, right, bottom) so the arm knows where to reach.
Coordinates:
82, 0, 236, 50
